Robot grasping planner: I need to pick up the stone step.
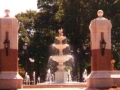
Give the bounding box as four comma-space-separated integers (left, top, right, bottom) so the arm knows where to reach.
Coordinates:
23, 82, 87, 88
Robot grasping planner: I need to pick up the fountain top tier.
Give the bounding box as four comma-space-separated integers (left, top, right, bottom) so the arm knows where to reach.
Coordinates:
55, 36, 66, 44
53, 29, 70, 55
55, 28, 66, 44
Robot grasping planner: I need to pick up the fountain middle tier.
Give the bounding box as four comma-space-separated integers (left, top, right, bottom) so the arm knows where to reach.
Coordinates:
50, 55, 73, 63
53, 44, 69, 50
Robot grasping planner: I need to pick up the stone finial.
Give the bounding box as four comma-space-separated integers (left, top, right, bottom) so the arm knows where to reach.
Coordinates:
97, 10, 104, 17
4, 9, 10, 17
58, 28, 63, 36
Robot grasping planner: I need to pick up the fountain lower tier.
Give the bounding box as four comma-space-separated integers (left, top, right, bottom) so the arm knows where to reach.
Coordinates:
50, 55, 73, 71
50, 55, 73, 83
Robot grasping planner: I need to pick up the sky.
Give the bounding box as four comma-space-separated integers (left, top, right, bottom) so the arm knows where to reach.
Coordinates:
0, 0, 37, 17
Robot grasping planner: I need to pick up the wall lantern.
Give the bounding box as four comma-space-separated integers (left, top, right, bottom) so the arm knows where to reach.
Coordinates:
3, 38, 10, 56
100, 39, 106, 56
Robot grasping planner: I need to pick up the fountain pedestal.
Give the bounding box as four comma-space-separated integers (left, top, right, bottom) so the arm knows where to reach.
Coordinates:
55, 71, 68, 83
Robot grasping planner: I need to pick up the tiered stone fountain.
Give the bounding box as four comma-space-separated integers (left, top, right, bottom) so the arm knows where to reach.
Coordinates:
49, 29, 74, 83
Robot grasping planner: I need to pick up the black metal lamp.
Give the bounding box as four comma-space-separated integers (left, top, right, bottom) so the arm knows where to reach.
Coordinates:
82, 43, 87, 50
23, 42, 28, 74
79, 43, 87, 82
3, 38, 10, 56
23, 42, 28, 50
22, 42, 28, 55
100, 39, 106, 56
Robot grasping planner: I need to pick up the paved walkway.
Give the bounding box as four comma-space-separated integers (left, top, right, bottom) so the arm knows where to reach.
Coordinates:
18, 88, 96, 90
17, 82, 118, 90
18, 88, 119, 90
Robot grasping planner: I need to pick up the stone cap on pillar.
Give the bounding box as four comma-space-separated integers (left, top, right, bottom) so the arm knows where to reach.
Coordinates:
4, 9, 10, 17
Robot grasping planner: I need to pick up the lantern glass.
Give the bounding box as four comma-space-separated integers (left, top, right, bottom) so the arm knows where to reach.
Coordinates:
101, 39, 106, 49
4, 39, 9, 48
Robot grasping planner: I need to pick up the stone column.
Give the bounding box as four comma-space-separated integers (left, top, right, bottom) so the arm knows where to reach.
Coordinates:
89, 10, 112, 70
87, 10, 120, 88
0, 9, 23, 89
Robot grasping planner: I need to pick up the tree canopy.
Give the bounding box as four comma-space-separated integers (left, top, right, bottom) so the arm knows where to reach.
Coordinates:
16, 0, 120, 81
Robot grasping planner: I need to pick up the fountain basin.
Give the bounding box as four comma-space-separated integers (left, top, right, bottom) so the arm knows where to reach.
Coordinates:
53, 44, 69, 50
50, 55, 73, 63
55, 36, 66, 42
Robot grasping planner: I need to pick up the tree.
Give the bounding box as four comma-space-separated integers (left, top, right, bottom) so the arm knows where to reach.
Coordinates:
16, 10, 37, 59
55, 0, 120, 76
16, 2, 59, 81
16, 10, 37, 78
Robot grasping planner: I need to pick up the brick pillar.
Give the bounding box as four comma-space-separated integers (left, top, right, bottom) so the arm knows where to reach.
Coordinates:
0, 10, 23, 89
91, 49, 111, 71
87, 10, 115, 88
91, 32, 111, 71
